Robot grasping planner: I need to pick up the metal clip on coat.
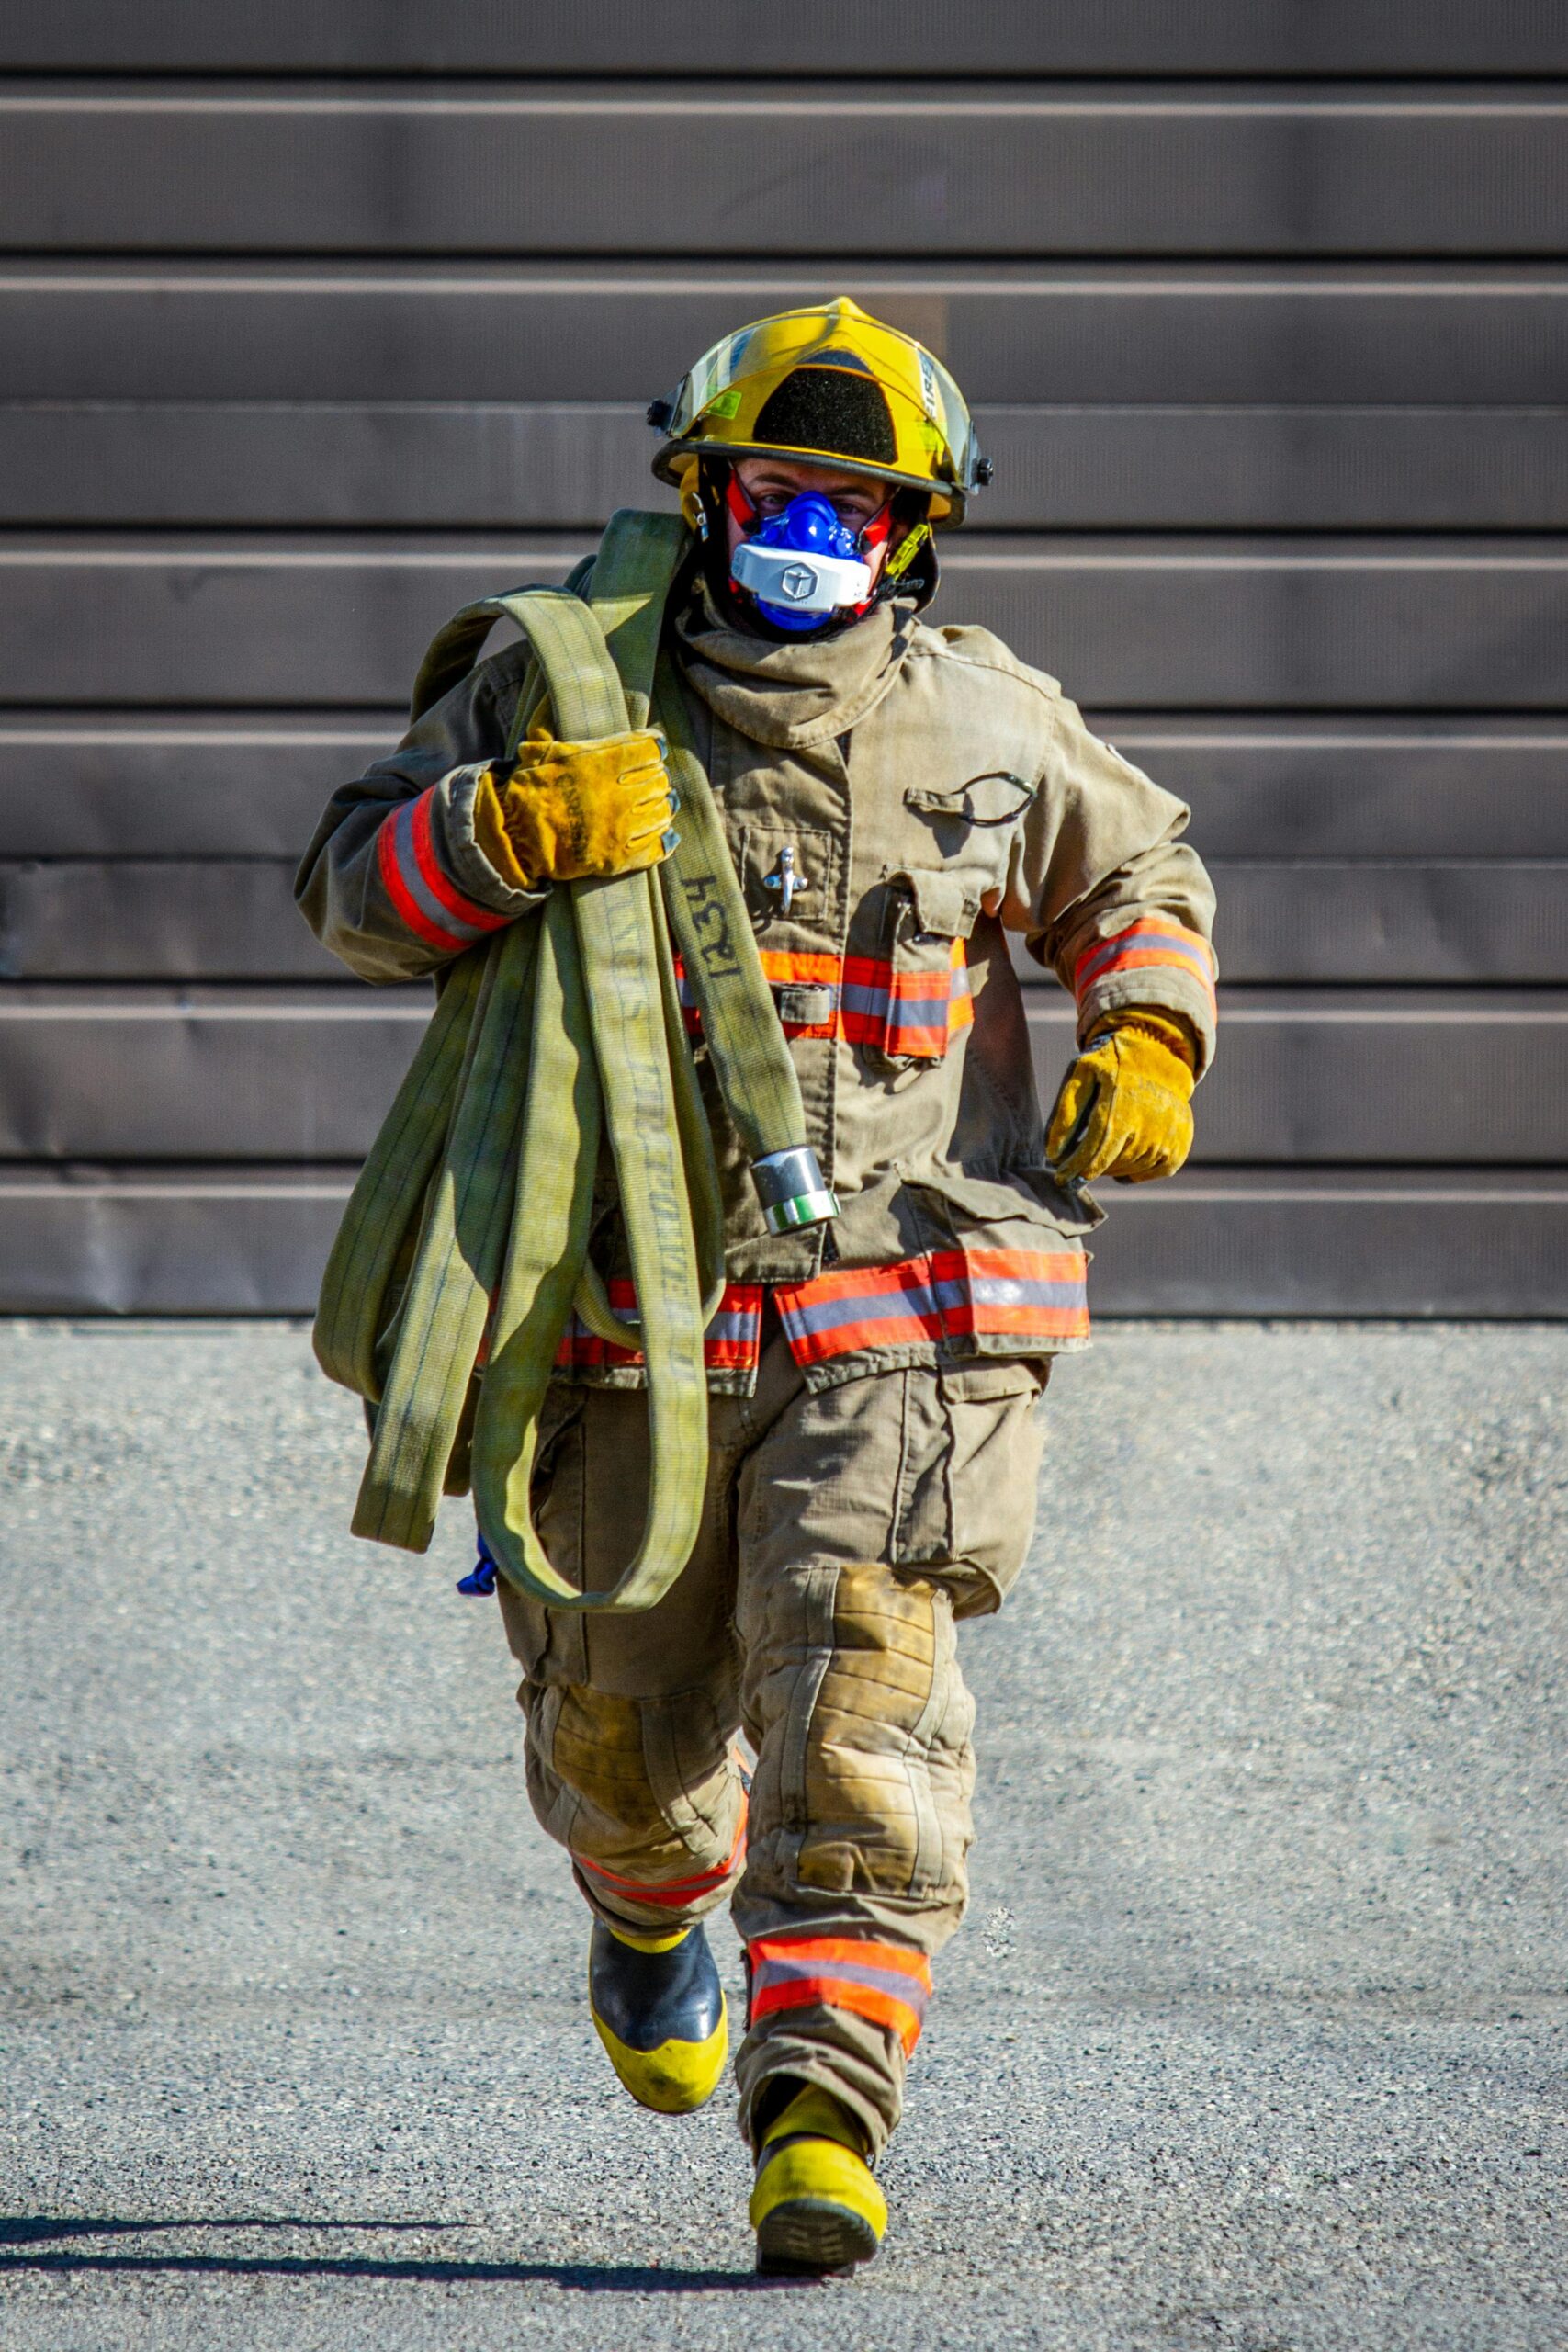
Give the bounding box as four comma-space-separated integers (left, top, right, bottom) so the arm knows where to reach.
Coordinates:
313, 511, 835, 1615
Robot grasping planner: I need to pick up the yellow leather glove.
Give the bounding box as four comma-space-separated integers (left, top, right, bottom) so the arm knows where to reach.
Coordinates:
1046, 1011, 1197, 1185
471, 728, 675, 889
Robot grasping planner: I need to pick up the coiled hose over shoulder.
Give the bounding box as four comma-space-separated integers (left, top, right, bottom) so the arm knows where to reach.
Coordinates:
314, 510, 828, 1612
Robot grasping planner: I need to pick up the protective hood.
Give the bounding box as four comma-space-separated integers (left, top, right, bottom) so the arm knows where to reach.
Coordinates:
673, 579, 918, 752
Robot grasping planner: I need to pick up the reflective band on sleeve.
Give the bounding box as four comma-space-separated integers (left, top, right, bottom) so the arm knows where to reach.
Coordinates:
375, 786, 514, 956
578, 1813, 748, 1910
674, 941, 972, 1058
1073, 918, 1216, 1016
748, 1932, 932, 2056
555, 1279, 764, 1375
773, 1245, 1089, 1367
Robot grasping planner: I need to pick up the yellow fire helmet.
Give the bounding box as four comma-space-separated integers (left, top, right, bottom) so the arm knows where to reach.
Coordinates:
648, 297, 993, 527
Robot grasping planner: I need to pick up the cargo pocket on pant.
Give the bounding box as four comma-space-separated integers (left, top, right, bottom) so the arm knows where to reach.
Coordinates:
890, 1361, 1048, 1617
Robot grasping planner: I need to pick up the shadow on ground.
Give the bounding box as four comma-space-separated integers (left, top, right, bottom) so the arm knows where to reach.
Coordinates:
0, 2215, 773, 2293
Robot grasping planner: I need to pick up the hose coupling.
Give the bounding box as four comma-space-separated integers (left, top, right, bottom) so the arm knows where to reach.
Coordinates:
750, 1146, 839, 1234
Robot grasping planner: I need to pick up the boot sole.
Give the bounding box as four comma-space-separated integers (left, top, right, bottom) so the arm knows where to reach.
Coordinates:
755, 2196, 880, 2277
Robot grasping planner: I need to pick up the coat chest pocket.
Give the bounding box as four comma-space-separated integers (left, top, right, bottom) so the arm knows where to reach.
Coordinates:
868, 866, 980, 1069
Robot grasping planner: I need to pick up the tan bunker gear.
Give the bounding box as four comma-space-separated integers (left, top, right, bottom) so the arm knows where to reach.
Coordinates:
297, 517, 1215, 2153
498, 1329, 1047, 2157
299, 578, 1215, 1382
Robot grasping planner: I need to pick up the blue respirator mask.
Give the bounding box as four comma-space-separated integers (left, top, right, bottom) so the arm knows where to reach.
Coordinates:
728, 492, 881, 634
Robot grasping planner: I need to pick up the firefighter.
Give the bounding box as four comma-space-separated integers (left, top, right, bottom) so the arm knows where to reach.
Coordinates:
298, 300, 1215, 2276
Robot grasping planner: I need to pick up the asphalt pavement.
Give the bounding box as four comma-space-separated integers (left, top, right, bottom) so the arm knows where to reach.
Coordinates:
1, 1320, 1563, 2350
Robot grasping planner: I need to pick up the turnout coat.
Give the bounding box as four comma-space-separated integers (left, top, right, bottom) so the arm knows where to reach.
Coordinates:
297, 558, 1217, 1395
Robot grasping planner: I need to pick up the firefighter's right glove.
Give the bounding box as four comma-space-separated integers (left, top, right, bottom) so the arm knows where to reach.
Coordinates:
1046, 1012, 1196, 1185
472, 728, 676, 890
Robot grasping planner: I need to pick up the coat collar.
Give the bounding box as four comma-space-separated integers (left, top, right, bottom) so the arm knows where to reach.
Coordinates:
672, 584, 917, 752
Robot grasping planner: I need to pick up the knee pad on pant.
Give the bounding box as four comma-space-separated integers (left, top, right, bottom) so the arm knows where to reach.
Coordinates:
523, 1679, 746, 1926
743, 1564, 976, 1905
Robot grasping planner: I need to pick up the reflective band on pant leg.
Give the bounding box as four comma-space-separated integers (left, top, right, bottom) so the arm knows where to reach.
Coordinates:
748, 1934, 932, 2058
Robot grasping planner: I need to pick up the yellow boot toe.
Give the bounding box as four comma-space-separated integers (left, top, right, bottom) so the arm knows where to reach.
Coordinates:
750, 2085, 886, 2274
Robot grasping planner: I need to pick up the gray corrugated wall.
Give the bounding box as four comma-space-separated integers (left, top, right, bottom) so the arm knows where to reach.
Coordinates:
0, 6, 1563, 1315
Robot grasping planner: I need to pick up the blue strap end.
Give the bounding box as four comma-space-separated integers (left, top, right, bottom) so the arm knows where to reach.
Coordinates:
457, 1533, 498, 1597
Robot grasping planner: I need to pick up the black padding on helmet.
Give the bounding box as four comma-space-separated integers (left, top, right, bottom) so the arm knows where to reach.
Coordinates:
754, 367, 897, 466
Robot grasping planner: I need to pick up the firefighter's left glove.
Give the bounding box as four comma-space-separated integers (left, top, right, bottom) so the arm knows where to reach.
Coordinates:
472, 728, 676, 890
1046, 1011, 1197, 1185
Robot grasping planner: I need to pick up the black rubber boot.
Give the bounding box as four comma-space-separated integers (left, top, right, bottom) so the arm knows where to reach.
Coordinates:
587, 1918, 728, 2114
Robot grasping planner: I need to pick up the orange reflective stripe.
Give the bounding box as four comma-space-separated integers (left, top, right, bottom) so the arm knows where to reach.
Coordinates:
673, 940, 971, 1057
376, 786, 513, 956
579, 1812, 747, 1907
376, 808, 468, 955
750, 1974, 925, 2054
756, 947, 843, 989
1074, 918, 1216, 1015
750, 1934, 931, 1985
748, 1934, 933, 2056
409, 789, 512, 936
774, 1246, 1089, 1367
555, 1280, 763, 1374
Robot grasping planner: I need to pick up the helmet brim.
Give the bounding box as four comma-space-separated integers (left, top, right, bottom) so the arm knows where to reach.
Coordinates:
652, 436, 964, 526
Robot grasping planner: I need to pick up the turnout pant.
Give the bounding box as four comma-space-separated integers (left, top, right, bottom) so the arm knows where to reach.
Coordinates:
496, 1328, 1047, 2156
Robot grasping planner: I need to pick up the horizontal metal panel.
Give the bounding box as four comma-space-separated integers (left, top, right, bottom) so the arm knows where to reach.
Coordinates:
2, 86, 1564, 258
6, 264, 1567, 406
934, 542, 1568, 711
1208, 862, 1568, 983
6, 3, 1566, 75
1101, 720, 1568, 859
0, 989, 429, 1159
0, 861, 341, 980
0, 985, 1560, 1163
980, 406, 1568, 533
6, 535, 1566, 711
10, 401, 1568, 531
0, 538, 589, 707
0, 403, 679, 530
0, 1165, 351, 1314
1088, 1167, 1568, 1317
6, 715, 1564, 864
1014, 864, 1568, 987
0, 716, 400, 854
0, 1163, 1562, 1317
1028, 992, 1568, 1164
11, 857, 1568, 988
